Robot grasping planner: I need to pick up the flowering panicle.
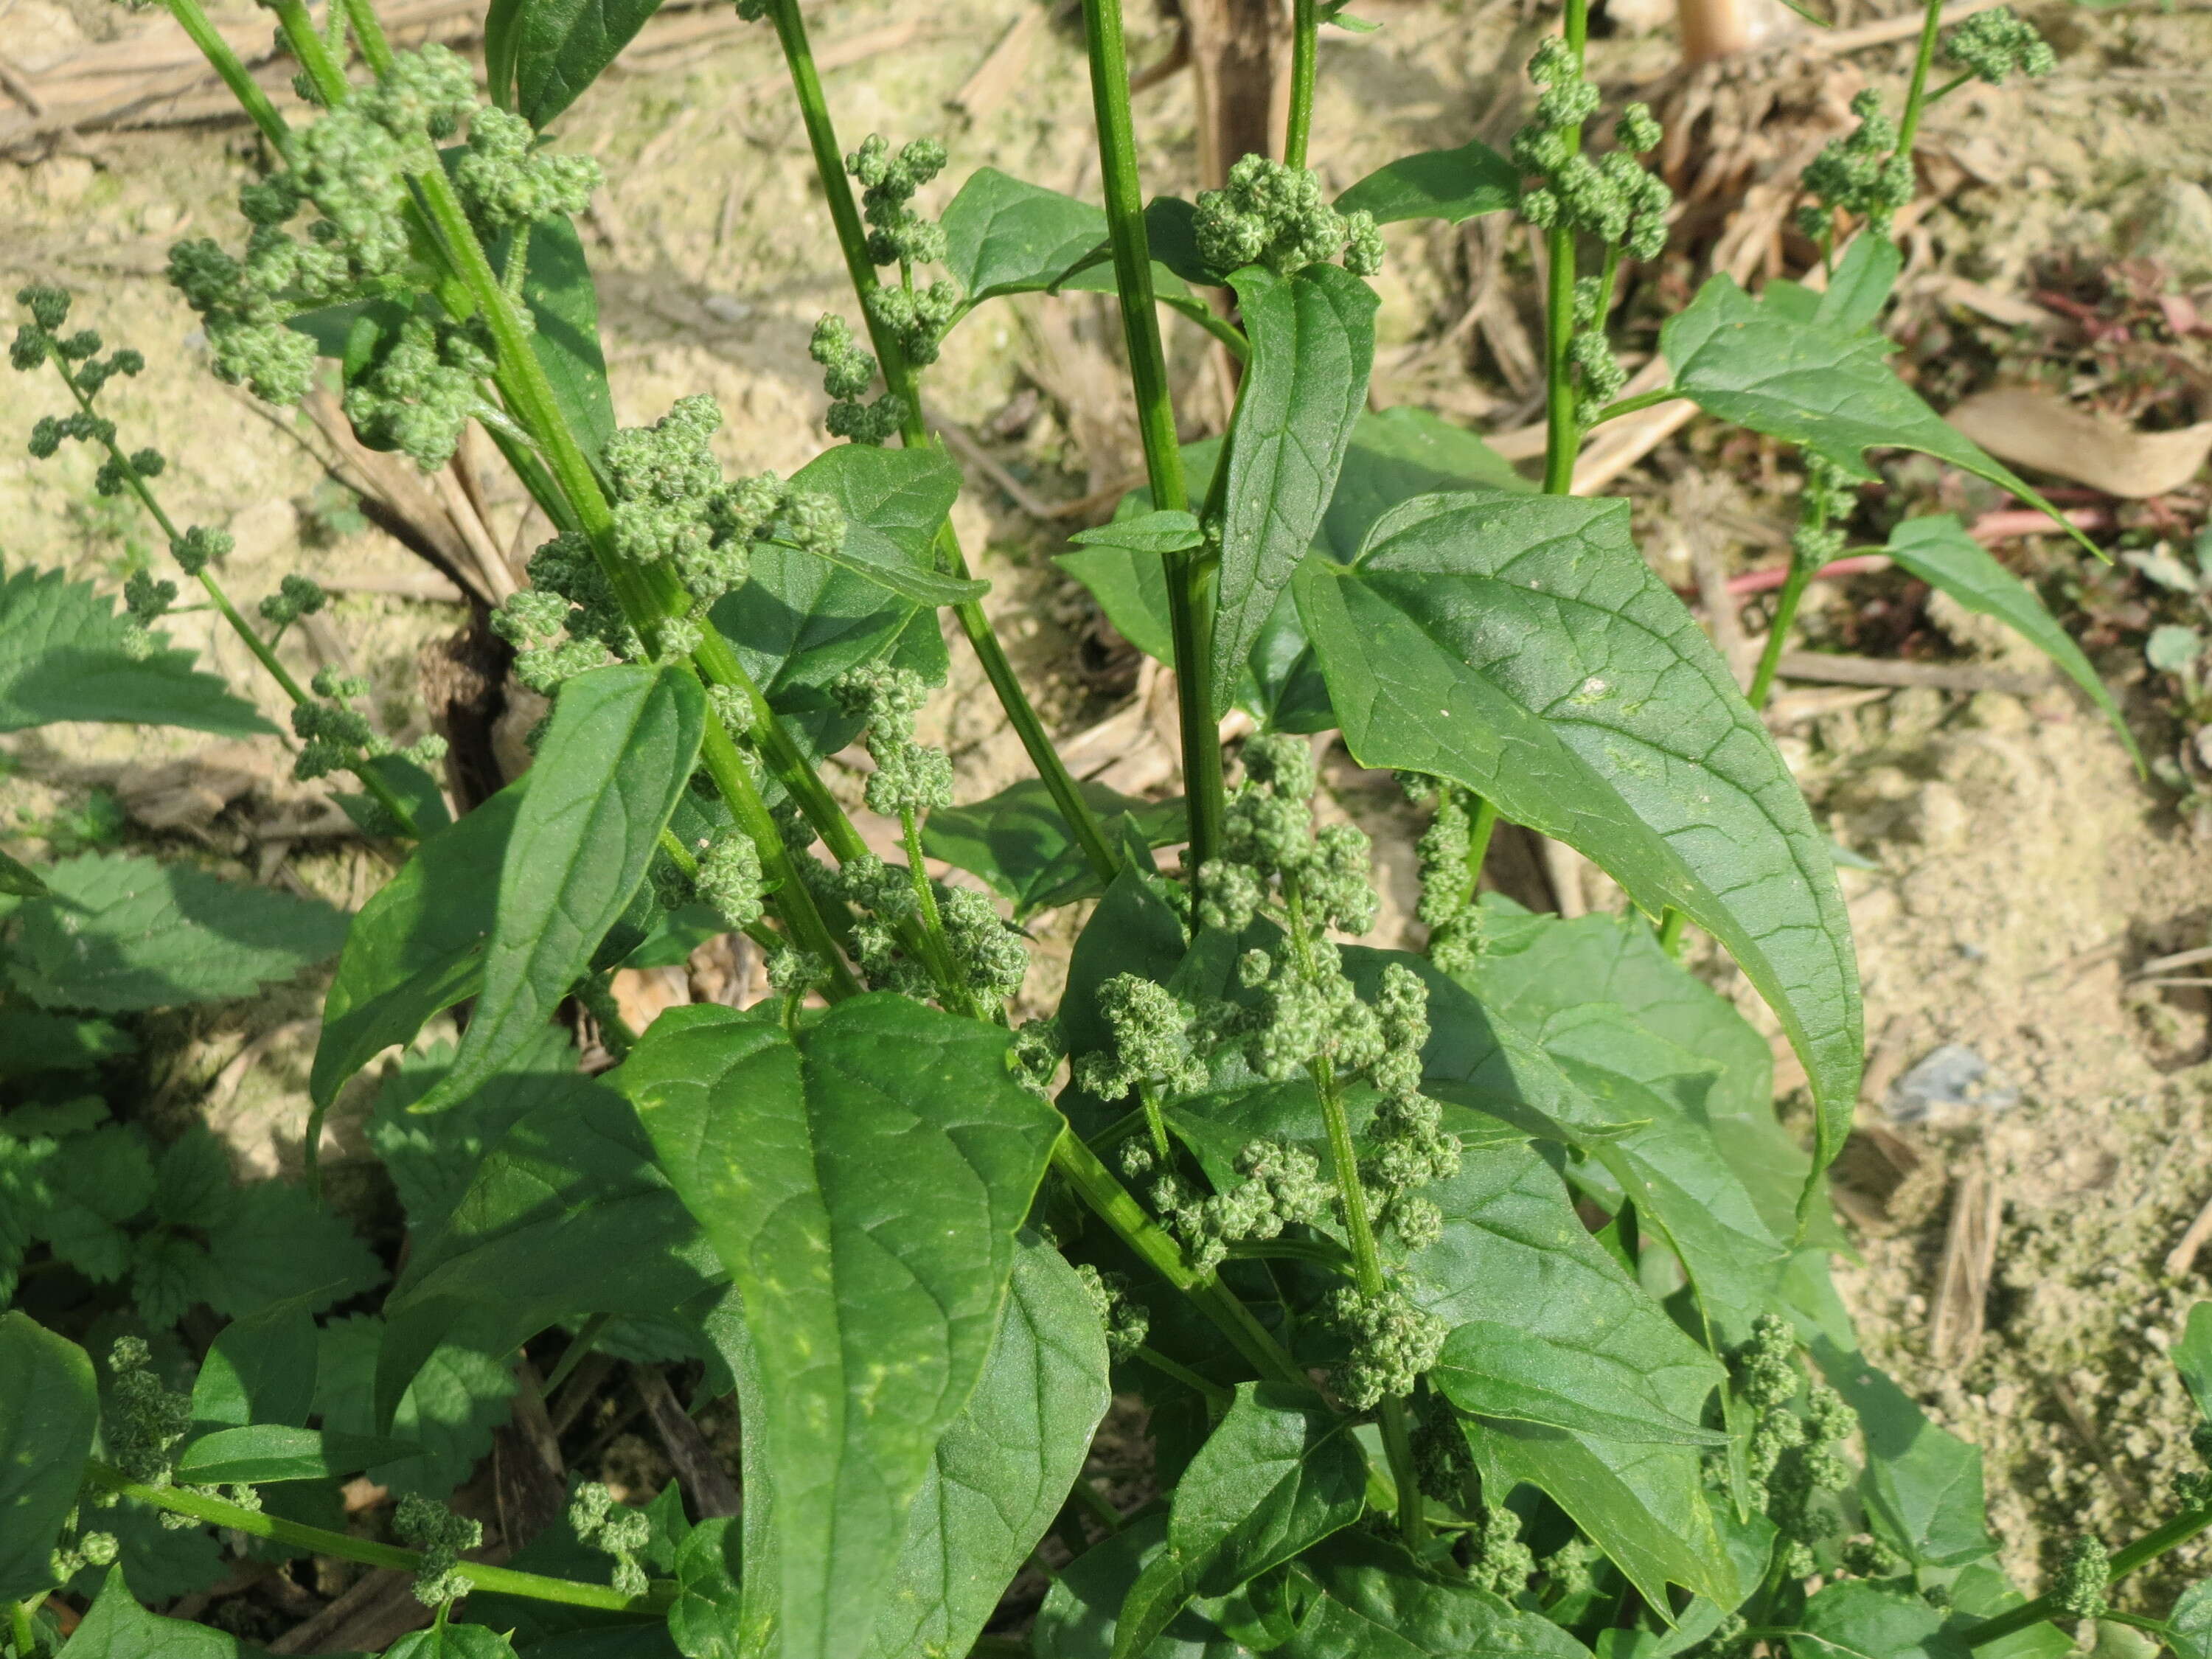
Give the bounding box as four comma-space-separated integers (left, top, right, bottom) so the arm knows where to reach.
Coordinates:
1075, 1262, 1152, 1363
1733, 1314, 1857, 1577
810, 314, 906, 447
1193, 154, 1382, 279
569, 1483, 653, 1599
1944, 7, 2056, 85
394, 1494, 481, 1608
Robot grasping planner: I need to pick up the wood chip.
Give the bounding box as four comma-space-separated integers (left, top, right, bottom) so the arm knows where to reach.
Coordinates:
1947, 387, 2212, 500
1773, 652, 2050, 696
630, 1365, 742, 1520
2167, 1189, 2212, 1278
1929, 1157, 2002, 1364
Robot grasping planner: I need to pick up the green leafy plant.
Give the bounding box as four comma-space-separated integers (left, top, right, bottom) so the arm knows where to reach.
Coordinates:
1, 0, 2196, 1656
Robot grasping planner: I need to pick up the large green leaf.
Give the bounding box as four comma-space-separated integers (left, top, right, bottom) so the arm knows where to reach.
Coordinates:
1418, 1143, 1728, 1444
173, 1423, 422, 1484
1032, 1516, 1245, 1659
622, 996, 1065, 1659
386, 1624, 521, 1658
1660, 277, 2089, 551
1335, 140, 1520, 226
411, 664, 703, 1116
1295, 490, 1861, 1183
0, 567, 274, 737
1276, 1532, 1593, 1659
311, 782, 521, 1110
516, 211, 617, 459
922, 777, 1186, 919
781, 443, 979, 605
491, 0, 665, 128
942, 169, 1110, 305
1210, 263, 1377, 712
1114, 1385, 1368, 1659
1790, 1580, 1968, 1659
0, 1312, 96, 1600
670, 1517, 745, 1659
6, 854, 347, 1014
1809, 1339, 1995, 1569
866, 1235, 1113, 1659
315, 1314, 519, 1500
189, 1307, 319, 1430
1879, 515, 2137, 765
57, 1568, 246, 1656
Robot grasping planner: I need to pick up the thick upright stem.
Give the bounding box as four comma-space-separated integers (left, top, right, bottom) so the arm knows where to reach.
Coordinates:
163, 0, 292, 153
1747, 560, 1812, 708
1539, 0, 1591, 497
1892, 0, 1949, 161
1078, 0, 1226, 871
9, 1600, 36, 1657
1285, 0, 1318, 170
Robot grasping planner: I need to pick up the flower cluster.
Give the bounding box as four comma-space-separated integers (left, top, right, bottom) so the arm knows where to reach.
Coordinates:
849, 133, 948, 268
810, 314, 906, 447
692, 830, 768, 933
1405, 773, 1483, 973
569, 1483, 653, 1598
866, 279, 962, 369
1944, 7, 2056, 84
1192, 154, 1383, 279
1077, 973, 1211, 1102
13, 289, 168, 497
1074, 1262, 1152, 1363
1324, 1284, 1447, 1410
809, 850, 1029, 1006
342, 310, 498, 470
291, 667, 448, 789
1120, 1135, 1330, 1273
1735, 1313, 1857, 1577
832, 662, 949, 823
394, 1493, 481, 1608
1797, 91, 1913, 240
1465, 1500, 1538, 1599
1790, 453, 1858, 571
453, 105, 601, 237
258, 572, 327, 630
2050, 1534, 2110, 1621
103, 1336, 192, 1489
1511, 44, 1672, 264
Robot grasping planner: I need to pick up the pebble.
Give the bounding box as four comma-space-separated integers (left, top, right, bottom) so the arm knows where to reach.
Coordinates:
1885, 1042, 2021, 1124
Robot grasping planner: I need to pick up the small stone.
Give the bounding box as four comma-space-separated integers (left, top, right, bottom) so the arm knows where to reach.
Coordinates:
1886, 1043, 2020, 1124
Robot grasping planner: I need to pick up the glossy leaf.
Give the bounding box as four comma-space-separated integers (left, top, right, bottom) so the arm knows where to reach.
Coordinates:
0, 566, 274, 737
1276, 1532, 1594, 1659
56, 1568, 246, 1657
942, 168, 1110, 304
312, 782, 520, 1110
1880, 515, 2138, 766
492, 0, 664, 127
1210, 262, 1377, 712
1335, 139, 1520, 226
1295, 490, 1862, 1181
173, 1424, 422, 1484
623, 996, 1064, 1659
866, 1235, 1113, 1659
411, 664, 703, 1116
1418, 1143, 1728, 1444
1810, 1339, 1995, 1568
190, 1306, 318, 1430
1791, 1579, 1969, 1659
923, 778, 1187, 918
0, 1312, 95, 1601
1071, 509, 1205, 555
1660, 276, 2090, 551
7, 853, 347, 1015
1114, 1385, 1367, 1659
2170, 1582, 2212, 1659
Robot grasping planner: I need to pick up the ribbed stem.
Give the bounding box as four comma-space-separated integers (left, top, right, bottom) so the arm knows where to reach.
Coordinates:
1286, 0, 1318, 169
1539, 0, 1591, 496
162, 0, 291, 153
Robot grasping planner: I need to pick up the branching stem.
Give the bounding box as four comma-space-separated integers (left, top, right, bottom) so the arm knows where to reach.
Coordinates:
1540, 0, 1591, 495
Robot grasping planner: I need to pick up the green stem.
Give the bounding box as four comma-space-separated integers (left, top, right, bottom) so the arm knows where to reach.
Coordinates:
84, 1465, 675, 1615
762, 0, 1117, 885
1136, 1082, 1173, 1165
1657, 907, 1686, 956
1286, 0, 1318, 170
1962, 1502, 2212, 1649
1923, 68, 1976, 105
900, 807, 970, 1012
1746, 560, 1812, 709
266, 0, 351, 106
161, 0, 292, 154
9, 1599, 35, 1658
1077, 0, 1225, 873
1135, 1344, 1234, 1409
1585, 386, 1680, 426
1049, 1130, 1305, 1387
1892, 0, 1949, 161
1539, 0, 1591, 496
543, 1310, 611, 1395
1465, 794, 1498, 895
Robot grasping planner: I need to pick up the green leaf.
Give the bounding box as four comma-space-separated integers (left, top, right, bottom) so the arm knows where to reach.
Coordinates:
0, 1312, 96, 1601
942, 169, 1110, 305
1032, 1516, 1245, 1659
203, 1175, 384, 1318
1660, 276, 2092, 553
1947, 1561, 2073, 1659
313, 782, 521, 1110
6, 853, 347, 1014
0, 566, 274, 737
315, 1314, 519, 1499
496, 0, 664, 127
516, 212, 618, 460
386, 1624, 522, 1658
0, 846, 46, 897
56, 1568, 246, 1657
1335, 139, 1520, 226
1211, 263, 1377, 713
334, 754, 453, 839
2177, 1303, 2212, 1422
1418, 1143, 1728, 1444
1472, 1416, 1739, 1611
866, 1234, 1113, 1659
1811, 1339, 1995, 1569
411, 664, 703, 1116
1295, 490, 1863, 1184
622, 997, 1064, 1659
1114, 1384, 1367, 1659
1811, 235, 1902, 335
1276, 1532, 1594, 1659
2168, 1582, 2212, 1659
191, 1307, 319, 1430
922, 778, 1187, 919
174, 1424, 422, 1484
1072, 509, 1206, 556
669, 1517, 744, 1658
0, 1009, 133, 1074
1880, 515, 2139, 768
1791, 1579, 1969, 1659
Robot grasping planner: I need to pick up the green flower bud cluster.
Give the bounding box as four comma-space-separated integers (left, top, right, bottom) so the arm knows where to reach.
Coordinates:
1324, 1284, 1447, 1409
1465, 1500, 1537, 1599
832, 662, 953, 819
848, 133, 949, 268
1570, 278, 1628, 418
48, 1509, 122, 1585
104, 1337, 192, 1488
766, 944, 825, 996
1077, 973, 1211, 1100
341, 311, 496, 470
1409, 1396, 1473, 1502
1837, 1534, 1905, 1579
866, 279, 962, 369
1797, 91, 1913, 240
1198, 734, 1374, 936
394, 1493, 481, 1608
1733, 1313, 1856, 1577
1009, 1015, 1067, 1094
453, 105, 602, 235
818, 852, 1029, 1004
1192, 153, 1383, 279
13, 291, 168, 486
291, 667, 447, 786
692, 830, 767, 932
810, 314, 906, 446
568, 1482, 653, 1598
1408, 777, 1482, 973
1074, 1262, 1152, 1363
171, 525, 232, 577
2051, 1535, 2109, 1620
493, 531, 647, 693
1118, 1135, 1329, 1273
1511, 63, 1672, 265
118, 568, 180, 658
1944, 7, 2056, 84
258, 571, 327, 627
